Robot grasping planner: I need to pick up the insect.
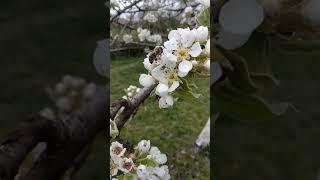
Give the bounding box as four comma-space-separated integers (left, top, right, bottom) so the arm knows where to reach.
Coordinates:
148, 46, 163, 64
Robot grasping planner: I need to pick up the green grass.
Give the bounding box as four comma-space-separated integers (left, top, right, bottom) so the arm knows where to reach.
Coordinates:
111, 56, 210, 179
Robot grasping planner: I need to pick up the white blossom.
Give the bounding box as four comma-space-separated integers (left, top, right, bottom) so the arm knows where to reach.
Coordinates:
144, 13, 158, 23
184, 6, 193, 14
138, 29, 151, 41
178, 60, 193, 77
123, 34, 133, 44
153, 165, 170, 180
119, 157, 135, 174
151, 58, 191, 92
147, 34, 163, 45
165, 28, 202, 60
139, 74, 155, 87
110, 140, 170, 180
193, 26, 208, 43
136, 165, 151, 179
148, 146, 167, 165
110, 141, 126, 164
136, 140, 151, 153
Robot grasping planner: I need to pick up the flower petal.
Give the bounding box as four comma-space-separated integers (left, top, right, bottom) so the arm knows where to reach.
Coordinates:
139, 74, 155, 87
168, 30, 180, 40
181, 30, 195, 48
151, 65, 167, 84
143, 57, 152, 71
189, 42, 202, 57
164, 38, 178, 52
165, 95, 174, 106
159, 95, 174, 108
159, 97, 168, 108
156, 83, 169, 97
161, 53, 177, 68
195, 26, 209, 43
178, 60, 193, 77
168, 80, 179, 92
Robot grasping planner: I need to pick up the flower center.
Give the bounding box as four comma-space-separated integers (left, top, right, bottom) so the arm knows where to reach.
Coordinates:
163, 67, 178, 81
175, 48, 190, 61
123, 161, 133, 170
113, 146, 122, 155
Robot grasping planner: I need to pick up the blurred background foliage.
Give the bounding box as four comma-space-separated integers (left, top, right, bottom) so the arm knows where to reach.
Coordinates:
214, 18, 320, 180
0, 0, 106, 179
212, 0, 320, 179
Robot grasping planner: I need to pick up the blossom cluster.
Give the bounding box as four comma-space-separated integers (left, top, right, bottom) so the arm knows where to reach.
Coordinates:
137, 28, 163, 45
40, 75, 97, 120
123, 34, 133, 44
110, 140, 170, 180
143, 13, 158, 23
120, 29, 163, 46
139, 26, 210, 108
122, 85, 141, 100
181, 7, 197, 26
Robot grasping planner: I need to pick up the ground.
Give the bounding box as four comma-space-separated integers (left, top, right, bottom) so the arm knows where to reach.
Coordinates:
110, 56, 210, 180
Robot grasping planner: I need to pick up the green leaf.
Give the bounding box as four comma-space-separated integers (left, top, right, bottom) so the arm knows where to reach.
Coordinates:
177, 77, 201, 99
180, 77, 192, 91
118, 175, 125, 180
196, 7, 210, 27
213, 81, 295, 122
176, 89, 200, 100
216, 45, 258, 93
118, 174, 136, 180
137, 157, 158, 167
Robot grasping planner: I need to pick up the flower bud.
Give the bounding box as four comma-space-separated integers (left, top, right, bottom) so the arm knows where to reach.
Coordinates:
110, 120, 119, 139
191, 60, 198, 67
137, 140, 151, 153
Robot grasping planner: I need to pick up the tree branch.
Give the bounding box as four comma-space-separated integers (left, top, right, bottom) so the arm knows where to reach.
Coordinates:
110, 0, 143, 23
21, 87, 107, 180
110, 84, 157, 131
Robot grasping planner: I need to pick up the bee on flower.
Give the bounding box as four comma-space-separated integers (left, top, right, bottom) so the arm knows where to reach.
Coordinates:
139, 26, 210, 108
